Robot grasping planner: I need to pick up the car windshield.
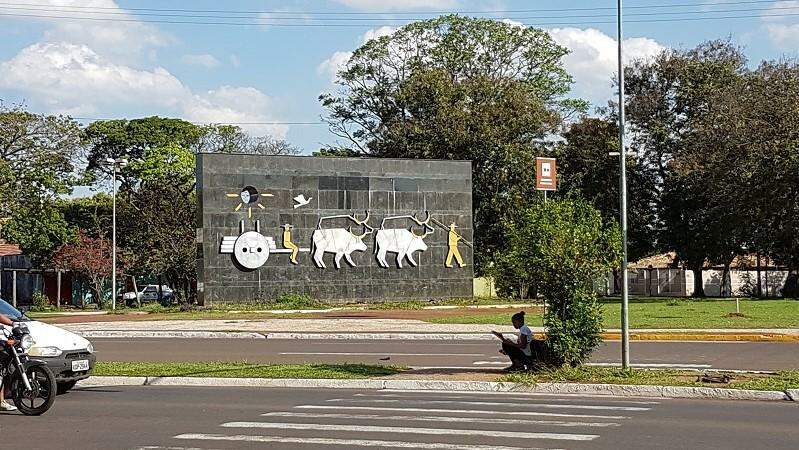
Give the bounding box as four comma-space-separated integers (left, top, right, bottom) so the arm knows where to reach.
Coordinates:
0, 298, 27, 321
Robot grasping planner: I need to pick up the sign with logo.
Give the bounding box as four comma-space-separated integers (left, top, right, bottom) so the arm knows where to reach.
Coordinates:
535, 157, 557, 191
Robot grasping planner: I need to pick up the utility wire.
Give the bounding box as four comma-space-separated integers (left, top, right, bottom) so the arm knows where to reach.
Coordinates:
2, 4, 797, 21
70, 117, 327, 125
0, 0, 784, 15
1, 11, 796, 27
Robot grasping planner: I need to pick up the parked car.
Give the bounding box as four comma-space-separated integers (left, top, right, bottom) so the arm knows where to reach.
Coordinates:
0, 298, 96, 394
123, 285, 175, 307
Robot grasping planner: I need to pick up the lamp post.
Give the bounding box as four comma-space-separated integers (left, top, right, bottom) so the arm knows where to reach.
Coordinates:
617, 0, 630, 369
102, 157, 128, 311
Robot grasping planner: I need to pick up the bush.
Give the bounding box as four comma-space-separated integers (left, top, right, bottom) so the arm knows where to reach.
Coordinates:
29, 292, 51, 312
500, 198, 621, 366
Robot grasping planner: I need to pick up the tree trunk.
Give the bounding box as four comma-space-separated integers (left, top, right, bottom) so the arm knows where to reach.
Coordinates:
692, 267, 705, 297
721, 264, 731, 297
756, 251, 762, 298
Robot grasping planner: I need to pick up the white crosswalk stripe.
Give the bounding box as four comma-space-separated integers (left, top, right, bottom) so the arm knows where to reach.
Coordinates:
326, 397, 652, 411
173, 434, 563, 450
149, 389, 660, 450
219, 421, 600, 441
261, 411, 622, 427
296, 404, 630, 419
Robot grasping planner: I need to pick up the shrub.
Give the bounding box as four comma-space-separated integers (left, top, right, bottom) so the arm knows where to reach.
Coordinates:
501, 198, 621, 366
29, 292, 51, 312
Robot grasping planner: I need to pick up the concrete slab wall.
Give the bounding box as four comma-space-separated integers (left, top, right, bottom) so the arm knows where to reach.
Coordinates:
196, 154, 474, 304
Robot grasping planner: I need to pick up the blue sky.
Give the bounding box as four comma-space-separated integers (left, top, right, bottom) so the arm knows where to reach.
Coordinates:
1, 0, 797, 154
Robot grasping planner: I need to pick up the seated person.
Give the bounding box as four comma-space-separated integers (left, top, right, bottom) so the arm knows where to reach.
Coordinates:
0, 313, 17, 411
492, 311, 533, 371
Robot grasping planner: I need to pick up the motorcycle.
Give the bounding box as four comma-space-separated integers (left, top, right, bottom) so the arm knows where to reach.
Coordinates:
1, 322, 56, 415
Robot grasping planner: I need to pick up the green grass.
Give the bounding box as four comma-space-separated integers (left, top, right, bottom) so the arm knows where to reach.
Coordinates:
94, 362, 404, 379
428, 299, 799, 329
500, 367, 799, 391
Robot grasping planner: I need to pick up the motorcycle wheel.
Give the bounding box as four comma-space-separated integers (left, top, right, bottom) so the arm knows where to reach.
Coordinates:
11, 365, 57, 415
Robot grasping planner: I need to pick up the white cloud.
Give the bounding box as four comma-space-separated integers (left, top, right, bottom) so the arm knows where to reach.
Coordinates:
317, 51, 353, 83
6, 0, 171, 60
762, 1, 799, 49
332, 0, 457, 10
181, 53, 221, 69
548, 27, 665, 106
318, 26, 399, 82
183, 86, 288, 138
0, 42, 187, 115
0, 42, 285, 137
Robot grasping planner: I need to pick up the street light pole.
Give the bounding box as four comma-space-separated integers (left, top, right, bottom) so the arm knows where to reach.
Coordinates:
617, 0, 631, 369
105, 158, 127, 311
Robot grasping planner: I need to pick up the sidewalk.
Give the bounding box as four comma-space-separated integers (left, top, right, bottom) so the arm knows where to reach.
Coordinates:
58, 318, 799, 341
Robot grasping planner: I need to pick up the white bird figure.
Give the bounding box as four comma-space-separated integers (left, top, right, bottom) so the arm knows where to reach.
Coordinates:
293, 194, 312, 208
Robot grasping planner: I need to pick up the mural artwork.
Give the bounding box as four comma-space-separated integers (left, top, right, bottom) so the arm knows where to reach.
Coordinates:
375, 211, 434, 268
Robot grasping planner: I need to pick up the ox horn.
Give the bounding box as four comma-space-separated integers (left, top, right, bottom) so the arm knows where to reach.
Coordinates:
411, 210, 431, 226
349, 226, 370, 239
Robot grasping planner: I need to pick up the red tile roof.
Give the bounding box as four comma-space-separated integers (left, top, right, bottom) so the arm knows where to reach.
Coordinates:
0, 243, 22, 257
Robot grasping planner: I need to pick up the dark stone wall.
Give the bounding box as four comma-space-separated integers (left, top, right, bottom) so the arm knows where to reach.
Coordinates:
196, 154, 474, 305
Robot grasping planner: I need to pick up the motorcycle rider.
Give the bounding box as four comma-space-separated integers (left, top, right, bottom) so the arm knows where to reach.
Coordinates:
0, 313, 17, 411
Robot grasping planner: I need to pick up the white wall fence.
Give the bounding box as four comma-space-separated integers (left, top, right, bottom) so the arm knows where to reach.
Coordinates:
598, 268, 790, 297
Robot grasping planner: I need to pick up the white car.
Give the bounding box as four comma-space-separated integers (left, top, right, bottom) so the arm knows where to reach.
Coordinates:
1, 298, 96, 394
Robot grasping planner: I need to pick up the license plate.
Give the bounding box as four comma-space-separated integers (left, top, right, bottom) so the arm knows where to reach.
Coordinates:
71, 360, 90, 371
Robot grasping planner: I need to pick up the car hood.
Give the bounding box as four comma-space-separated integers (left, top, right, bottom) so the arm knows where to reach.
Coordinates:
12, 320, 92, 351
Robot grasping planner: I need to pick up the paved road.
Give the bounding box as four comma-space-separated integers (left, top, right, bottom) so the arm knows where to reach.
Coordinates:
2, 385, 796, 449
92, 338, 799, 371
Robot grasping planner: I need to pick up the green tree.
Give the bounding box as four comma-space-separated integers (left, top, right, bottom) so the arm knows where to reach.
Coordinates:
320, 15, 583, 273
624, 40, 748, 296
502, 198, 621, 366
557, 114, 658, 262
0, 105, 81, 260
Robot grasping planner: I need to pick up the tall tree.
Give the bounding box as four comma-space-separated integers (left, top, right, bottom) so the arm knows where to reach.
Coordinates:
557, 114, 658, 261
624, 40, 748, 296
0, 105, 81, 260
320, 16, 583, 272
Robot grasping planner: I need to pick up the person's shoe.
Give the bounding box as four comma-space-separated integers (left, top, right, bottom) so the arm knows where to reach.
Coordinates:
0, 401, 17, 411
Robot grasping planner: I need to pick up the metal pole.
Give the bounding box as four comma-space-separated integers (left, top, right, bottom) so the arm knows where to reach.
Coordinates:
618, 0, 630, 369
56, 270, 62, 309
112, 163, 117, 311
12, 270, 17, 308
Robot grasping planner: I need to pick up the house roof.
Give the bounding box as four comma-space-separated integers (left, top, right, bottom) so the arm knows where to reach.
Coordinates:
0, 243, 22, 257
630, 252, 786, 270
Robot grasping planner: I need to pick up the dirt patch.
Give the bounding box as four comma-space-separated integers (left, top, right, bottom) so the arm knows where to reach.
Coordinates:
724, 312, 748, 318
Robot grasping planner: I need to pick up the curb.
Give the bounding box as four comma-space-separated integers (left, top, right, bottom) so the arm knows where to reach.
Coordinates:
74, 330, 799, 342
76, 376, 795, 402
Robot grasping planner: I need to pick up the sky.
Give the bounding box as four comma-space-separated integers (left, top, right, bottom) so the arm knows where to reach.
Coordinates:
0, 0, 797, 154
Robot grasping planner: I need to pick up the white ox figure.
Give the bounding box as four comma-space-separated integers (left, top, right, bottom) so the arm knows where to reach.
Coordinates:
375, 212, 435, 268
312, 211, 373, 269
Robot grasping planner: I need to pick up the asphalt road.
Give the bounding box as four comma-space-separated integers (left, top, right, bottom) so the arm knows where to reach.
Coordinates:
1, 385, 796, 450
91, 339, 799, 371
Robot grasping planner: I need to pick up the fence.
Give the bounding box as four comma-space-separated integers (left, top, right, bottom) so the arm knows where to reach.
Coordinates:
600, 268, 790, 297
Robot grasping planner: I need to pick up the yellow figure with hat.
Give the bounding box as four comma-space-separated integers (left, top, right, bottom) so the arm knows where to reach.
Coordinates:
281, 224, 299, 264
445, 222, 465, 268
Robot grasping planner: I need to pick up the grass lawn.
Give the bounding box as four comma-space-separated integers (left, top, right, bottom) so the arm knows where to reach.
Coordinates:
93, 362, 403, 379
427, 298, 799, 329
500, 366, 799, 391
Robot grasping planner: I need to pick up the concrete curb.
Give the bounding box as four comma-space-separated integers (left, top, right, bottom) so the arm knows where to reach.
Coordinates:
76, 376, 795, 402
77, 331, 267, 339
74, 329, 799, 342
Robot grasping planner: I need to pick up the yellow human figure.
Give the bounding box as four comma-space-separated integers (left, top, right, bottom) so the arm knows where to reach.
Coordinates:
445, 222, 464, 268
282, 224, 299, 264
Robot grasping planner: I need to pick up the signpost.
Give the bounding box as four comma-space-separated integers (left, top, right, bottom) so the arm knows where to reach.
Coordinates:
535, 157, 557, 201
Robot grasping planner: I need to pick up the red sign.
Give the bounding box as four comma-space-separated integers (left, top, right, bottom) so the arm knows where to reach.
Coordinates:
536, 157, 557, 191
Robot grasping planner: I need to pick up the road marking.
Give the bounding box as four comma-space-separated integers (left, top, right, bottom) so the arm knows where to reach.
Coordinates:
174, 433, 561, 450
219, 421, 599, 441
472, 361, 508, 365
279, 352, 486, 356
381, 389, 665, 401
353, 393, 660, 405
136, 447, 220, 450
327, 398, 650, 411
296, 405, 629, 420
261, 411, 621, 427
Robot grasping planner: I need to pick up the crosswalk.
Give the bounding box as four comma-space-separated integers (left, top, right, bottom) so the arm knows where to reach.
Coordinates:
136, 389, 662, 449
